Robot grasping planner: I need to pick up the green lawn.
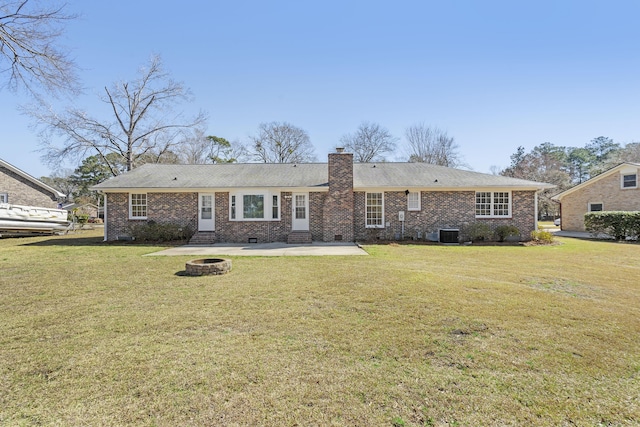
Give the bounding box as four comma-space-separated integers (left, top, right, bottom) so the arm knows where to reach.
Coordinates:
1, 230, 638, 426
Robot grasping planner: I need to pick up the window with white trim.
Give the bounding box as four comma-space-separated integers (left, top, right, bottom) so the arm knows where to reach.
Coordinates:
475, 191, 511, 218
589, 202, 603, 212
407, 191, 420, 211
366, 192, 384, 228
272, 195, 279, 219
622, 173, 637, 189
129, 193, 147, 219
0, 193, 8, 203
229, 191, 280, 221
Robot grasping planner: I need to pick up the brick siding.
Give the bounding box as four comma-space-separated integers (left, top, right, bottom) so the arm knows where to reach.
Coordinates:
322, 153, 354, 241
0, 166, 59, 208
354, 190, 537, 241
560, 168, 640, 231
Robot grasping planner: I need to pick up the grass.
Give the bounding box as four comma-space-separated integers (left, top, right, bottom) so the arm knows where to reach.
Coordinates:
1, 230, 639, 426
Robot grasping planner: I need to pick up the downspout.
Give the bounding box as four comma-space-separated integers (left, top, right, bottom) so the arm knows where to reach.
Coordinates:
102, 193, 107, 241
534, 191, 539, 231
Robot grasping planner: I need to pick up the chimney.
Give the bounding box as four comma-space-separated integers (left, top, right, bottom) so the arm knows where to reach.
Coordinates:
323, 150, 354, 242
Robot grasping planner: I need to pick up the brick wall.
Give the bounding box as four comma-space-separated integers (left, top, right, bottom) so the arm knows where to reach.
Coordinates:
322, 152, 354, 241
354, 190, 537, 241
105, 192, 197, 240
309, 192, 326, 241
212, 192, 289, 243
0, 166, 59, 208
560, 169, 640, 231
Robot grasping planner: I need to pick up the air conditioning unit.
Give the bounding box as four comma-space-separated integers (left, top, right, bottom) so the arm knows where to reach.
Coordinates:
439, 228, 459, 244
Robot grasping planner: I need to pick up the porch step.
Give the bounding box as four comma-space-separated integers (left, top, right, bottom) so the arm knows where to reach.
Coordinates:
189, 231, 216, 245
287, 231, 312, 244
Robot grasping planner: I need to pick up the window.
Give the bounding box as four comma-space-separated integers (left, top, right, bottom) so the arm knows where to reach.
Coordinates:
231, 195, 236, 219
622, 174, 637, 189
129, 193, 147, 219
0, 193, 7, 204
407, 191, 420, 211
243, 195, 264, 219
295, 194, 306, 219
200, 195, 212, 219
589, 203, 603, 212
272, 195, 279, 219
366, 192, 384, 228
475, 191, 511, 218
229, 191, 280, 221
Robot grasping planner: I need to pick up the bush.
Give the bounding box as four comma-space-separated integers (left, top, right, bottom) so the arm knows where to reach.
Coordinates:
530, 229, 555, 244
74, 213, 90, 225
461, 222, 492, 242
584, 211, 640, 240
127, 221, 194, 242
494, 225, 520, 242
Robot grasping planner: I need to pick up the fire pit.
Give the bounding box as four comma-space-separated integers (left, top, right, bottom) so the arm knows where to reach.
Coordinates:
185, 258, 232, 276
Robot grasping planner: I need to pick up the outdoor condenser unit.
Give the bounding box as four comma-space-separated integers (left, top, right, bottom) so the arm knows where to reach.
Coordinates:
439, 228, 459, 244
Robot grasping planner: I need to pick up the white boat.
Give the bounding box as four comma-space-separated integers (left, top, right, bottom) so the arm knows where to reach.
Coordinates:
0, 203, 71, 233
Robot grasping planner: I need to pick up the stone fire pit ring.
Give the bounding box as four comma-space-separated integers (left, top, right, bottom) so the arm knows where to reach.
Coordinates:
185, 258, 232, 276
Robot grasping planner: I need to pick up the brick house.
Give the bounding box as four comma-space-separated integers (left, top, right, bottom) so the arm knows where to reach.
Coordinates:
0, 158, 64, 208
92, 151, 552, 243
552, 162, 640, 231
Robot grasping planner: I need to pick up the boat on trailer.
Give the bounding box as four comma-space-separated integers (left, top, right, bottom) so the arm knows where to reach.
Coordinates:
0, 203, 71, 234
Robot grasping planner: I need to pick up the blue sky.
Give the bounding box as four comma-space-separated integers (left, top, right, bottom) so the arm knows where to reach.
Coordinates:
2, 0, 640, 178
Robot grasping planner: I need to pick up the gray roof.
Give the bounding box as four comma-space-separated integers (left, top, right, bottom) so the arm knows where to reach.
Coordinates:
92, 162, 552, 191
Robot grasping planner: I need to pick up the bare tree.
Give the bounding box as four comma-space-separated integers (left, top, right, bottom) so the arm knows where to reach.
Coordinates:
179, 128, 245, 164
0, 0, 79, 96
405, 124, 462, 167
339, 122, 397, 163
248, 121, 316, 163
32, 55, 207, 175
39, 168, 75, 201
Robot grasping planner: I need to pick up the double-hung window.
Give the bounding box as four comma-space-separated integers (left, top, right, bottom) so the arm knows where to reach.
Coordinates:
622, 173, 637, 189
366, 192, 384, 228
475, 191, 511, 218
407, 191, 420, 211
129, 193, 147, 219
230, 191, 280, 221
0, 193, 8, 204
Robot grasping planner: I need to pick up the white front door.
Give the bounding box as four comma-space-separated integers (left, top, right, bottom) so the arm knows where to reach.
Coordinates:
198, 193, 215, 231
292, 193, 309, 231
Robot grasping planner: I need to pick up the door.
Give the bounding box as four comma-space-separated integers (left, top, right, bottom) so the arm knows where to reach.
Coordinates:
292, 193, 309, 231
198, 193, 215, 231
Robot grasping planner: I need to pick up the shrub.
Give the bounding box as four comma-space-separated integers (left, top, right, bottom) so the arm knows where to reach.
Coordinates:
127, 221, 194, 242
461, 222, 492, 242
530, 229, 555, 244
584, 211, 640, 240
74, 213, 90, 225
494, 225, 520, 242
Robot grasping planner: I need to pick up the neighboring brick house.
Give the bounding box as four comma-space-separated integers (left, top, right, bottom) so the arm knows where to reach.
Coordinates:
0, 158, 64, 208
552, 162, 640, 231
92, 151, 552, 243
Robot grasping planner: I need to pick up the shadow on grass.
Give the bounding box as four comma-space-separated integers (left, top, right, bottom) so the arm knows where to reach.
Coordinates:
19, 235, 189, 248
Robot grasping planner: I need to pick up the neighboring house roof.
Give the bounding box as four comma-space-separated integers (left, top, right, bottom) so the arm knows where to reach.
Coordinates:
62, 203, 99, 211
551, 162, 640, 201
92, 162, 552, 191
0, 158, 65, 198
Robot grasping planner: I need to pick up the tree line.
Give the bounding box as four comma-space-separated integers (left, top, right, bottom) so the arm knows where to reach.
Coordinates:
500, 138, 640, 219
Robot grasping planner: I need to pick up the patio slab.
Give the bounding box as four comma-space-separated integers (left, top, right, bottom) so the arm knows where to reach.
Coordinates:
145, 242, 369, 257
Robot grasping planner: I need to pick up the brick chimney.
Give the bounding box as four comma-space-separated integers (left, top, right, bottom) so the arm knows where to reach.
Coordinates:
322, 149, 354, 241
